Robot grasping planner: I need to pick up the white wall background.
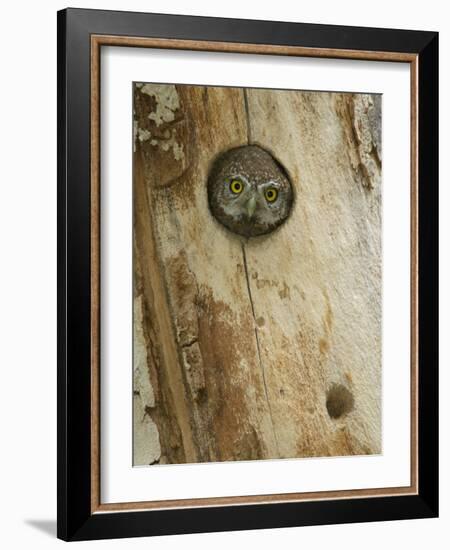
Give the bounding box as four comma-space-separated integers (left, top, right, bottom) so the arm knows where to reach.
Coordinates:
0, 1, 446, 548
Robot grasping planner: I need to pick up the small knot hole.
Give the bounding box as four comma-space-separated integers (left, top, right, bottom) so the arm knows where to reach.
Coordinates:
326, 384, 354, 419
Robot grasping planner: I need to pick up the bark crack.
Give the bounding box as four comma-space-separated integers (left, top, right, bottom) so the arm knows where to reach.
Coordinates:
241, 242, 280, 456
181, 337, 198, 349
243, 89, 252, 144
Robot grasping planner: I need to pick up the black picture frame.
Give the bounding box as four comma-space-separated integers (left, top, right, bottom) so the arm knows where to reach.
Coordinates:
57, 7, 438, 541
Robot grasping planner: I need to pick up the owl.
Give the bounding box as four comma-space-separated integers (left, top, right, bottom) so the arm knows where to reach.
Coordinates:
207, 145, 294, 238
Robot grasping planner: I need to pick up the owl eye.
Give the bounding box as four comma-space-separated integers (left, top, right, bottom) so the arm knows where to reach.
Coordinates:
230, 179, 244, 194
265, 187, 278, 203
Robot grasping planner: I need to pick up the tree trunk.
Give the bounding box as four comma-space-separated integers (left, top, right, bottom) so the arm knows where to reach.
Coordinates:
133, 83, 382, 465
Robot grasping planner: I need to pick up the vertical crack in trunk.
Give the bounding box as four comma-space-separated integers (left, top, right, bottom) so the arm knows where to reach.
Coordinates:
241, 242, 280, 456
243, 88, 252, 144
241, 90, 278, 453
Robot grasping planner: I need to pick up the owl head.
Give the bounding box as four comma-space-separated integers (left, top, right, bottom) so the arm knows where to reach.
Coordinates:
207, 145, 294, 238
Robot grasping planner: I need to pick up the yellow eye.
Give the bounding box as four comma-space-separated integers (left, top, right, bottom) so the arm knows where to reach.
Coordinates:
265, 188, 278, 202
230, 179, 244, 194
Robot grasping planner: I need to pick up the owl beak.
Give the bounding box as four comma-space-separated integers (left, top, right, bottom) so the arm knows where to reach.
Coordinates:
246, 196, 257, 219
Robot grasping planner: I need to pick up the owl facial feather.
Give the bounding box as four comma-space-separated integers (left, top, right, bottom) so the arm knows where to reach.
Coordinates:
208, 145, 294, 238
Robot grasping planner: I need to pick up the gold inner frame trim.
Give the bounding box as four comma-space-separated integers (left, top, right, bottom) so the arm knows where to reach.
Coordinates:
90, 34, 419, 514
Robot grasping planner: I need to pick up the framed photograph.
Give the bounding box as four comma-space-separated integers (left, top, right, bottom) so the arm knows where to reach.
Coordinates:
57, 8, 438, 541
